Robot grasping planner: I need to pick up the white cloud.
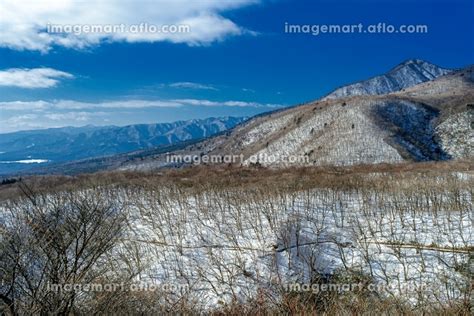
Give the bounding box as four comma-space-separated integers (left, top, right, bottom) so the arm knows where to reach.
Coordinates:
173, 99, 283, 108
53, 100, 184, 109
5, 114, 39, 124
44, 111, 106, 121
1, 114, 43, 132
0, 0, 259, 52
0, 98, 285, 132
0, 98, 284, 110
168, 82, 218, 90
0, 111, 107, 133
0, 100, 51, 110
0, 68, 74, 88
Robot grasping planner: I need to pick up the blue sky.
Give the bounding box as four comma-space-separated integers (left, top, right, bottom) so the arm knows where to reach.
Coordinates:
0, 0, 472, 133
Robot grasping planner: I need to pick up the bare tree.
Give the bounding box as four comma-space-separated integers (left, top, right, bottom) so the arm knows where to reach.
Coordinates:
0, 184, 126, 315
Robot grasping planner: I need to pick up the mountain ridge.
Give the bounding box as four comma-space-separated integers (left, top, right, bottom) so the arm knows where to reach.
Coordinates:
0, 116, 246, 175
3, 60, 472, 176
118, 62, 473, 171
322, 59, 452, 100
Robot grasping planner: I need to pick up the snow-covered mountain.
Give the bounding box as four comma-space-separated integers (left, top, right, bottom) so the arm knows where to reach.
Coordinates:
323, 59, 451, 100
4, 60, 471, 175
0, 117, 246, 174
120, 62, 473, 171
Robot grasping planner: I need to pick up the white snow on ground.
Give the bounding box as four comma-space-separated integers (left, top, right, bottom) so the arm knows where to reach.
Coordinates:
1, 174, 471, 310
323, 59, 451, 100
436, 111, 474, 159
244, 102, 403, 167
115, 181, 472, 309
239, 112, 295, 147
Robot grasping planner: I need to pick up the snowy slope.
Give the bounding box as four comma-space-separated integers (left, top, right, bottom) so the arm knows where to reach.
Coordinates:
323, 59, 451, 100
4, 173, 468, 310
2, 171, 470, 310
118, 63, 473, 172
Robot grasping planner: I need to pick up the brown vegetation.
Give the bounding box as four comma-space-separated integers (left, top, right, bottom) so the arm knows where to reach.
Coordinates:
0, 160, 472, 314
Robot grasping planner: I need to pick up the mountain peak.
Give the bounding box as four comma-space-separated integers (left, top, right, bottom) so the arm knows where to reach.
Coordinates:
400, 58, 426, 65
389, 58, 442, 72
323, 59, 451, 100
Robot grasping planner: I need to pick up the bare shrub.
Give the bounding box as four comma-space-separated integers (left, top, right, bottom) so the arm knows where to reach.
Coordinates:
0, 184, 126, 315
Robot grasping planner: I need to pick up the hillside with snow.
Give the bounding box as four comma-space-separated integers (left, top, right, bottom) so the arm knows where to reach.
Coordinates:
1, 166, 471, 313
120, 61, 473, 172
322, 59, 451, 100
0, 59, 472, 314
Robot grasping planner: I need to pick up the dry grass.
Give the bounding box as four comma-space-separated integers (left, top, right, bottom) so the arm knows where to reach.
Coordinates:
0, 160, 472, 315
0, 159, 472, 201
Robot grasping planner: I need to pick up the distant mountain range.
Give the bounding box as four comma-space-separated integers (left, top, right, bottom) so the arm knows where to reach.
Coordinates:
2, 59, 472, 176
0, 117, 246, 175
323, 59, 451, 99
118, 59, 473, 171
